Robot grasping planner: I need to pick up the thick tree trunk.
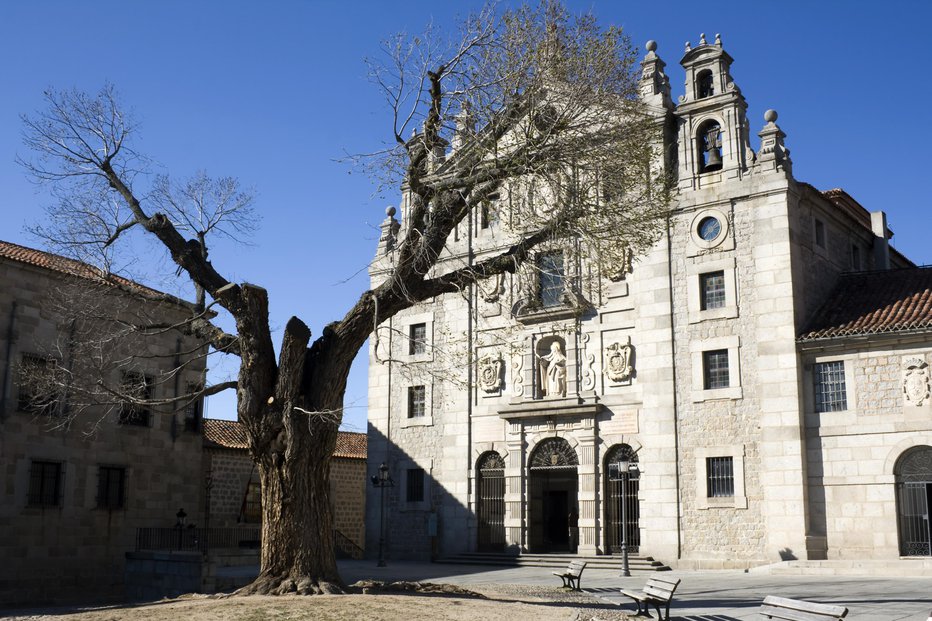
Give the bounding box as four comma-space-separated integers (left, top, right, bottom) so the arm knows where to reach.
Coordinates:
239, 402, 343, 595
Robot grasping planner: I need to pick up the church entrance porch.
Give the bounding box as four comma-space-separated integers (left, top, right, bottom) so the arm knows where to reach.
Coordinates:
527, 437, 580, 553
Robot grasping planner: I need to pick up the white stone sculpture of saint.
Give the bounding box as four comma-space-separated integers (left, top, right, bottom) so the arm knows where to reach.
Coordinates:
538, 341, 567, 397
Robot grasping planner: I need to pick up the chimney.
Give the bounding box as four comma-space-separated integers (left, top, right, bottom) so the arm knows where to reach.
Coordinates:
870, 211, 890, 270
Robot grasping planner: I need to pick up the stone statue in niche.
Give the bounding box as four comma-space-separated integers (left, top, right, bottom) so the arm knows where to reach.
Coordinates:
903, 357, 930, 406
605, 337, 634, 383
537, 340, 567, 398
478, 354, 503, 394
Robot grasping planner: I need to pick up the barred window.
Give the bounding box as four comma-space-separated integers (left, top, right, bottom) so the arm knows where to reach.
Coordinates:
706, 457, 734, 498
406, 468, 425, 503
409, 323, 427, 356
703, 350, 730, 390
17, 353, 58, 415
814, 219, 826, 248
28, 460, 62, 507
408, 385, 426, 418
814, 361, 847, 412
97, 466, 126, 509
119, 371, 152, 426
242, 481, 261, 523
538, 251, 565, 308
700, 271, 726, 310
183, 383, 203, 432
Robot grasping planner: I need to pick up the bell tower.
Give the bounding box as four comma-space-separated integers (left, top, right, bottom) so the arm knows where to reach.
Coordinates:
675, 34, 755, 188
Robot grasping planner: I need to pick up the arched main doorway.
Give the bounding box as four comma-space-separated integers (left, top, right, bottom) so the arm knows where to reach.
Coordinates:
476, 451, 506, 551
528, 437, 578, 553
604, 444, 640, 554
895, 445, 932, 556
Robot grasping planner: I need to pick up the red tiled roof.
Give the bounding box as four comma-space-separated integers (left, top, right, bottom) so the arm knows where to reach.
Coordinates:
203, 418, 367, 459
203, 418, 249, 449
799, 267, 932, 341
0, 239, 165, 298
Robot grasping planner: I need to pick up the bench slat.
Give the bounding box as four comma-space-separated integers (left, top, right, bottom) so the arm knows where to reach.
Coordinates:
760, 595, 848, 621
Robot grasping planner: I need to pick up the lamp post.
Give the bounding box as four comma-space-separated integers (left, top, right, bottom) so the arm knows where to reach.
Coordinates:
175, 507, 187, 550
618, 461, 640, 577
370, 462, 394, 567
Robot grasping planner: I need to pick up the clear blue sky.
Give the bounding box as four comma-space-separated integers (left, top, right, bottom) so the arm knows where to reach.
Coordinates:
1, 1, 930, 434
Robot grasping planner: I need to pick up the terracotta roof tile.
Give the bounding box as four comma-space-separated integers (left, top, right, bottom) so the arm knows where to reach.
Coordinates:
0, 239, 165, 298
203, 418, 367, 459
799, 267, 932, 341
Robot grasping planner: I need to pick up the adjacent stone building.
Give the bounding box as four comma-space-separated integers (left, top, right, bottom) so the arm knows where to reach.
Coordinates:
202, 418, 368, 556
366, 36, 932, 569
0, 241, 206, 604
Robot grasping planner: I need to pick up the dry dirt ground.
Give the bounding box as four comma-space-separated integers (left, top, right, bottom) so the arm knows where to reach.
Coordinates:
1, 583, 634, 621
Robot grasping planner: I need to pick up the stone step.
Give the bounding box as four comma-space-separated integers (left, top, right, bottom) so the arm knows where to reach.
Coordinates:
436, 552, 670, 572
751, 558, 932, 577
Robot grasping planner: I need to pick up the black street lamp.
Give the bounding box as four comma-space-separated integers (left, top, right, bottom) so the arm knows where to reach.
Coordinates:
175, 507, 187, 550
617, 461, 640, 577
370, 462, 394, 567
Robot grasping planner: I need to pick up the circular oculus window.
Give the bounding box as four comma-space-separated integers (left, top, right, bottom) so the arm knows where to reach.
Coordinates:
697, 216, 722, 242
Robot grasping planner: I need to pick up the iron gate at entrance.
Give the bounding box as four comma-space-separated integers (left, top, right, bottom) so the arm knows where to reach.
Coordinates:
896, 446, 932, 557
605, 444, 639, 554
477, 451, 506, 551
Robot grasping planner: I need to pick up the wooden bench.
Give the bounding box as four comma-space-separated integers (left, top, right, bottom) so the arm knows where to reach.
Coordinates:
760, 595, 848, 620
619, 575, 680, 620
552, 560, 587, 590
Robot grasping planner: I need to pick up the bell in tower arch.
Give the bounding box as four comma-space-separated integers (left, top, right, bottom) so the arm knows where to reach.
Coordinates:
700, 122, 723, 172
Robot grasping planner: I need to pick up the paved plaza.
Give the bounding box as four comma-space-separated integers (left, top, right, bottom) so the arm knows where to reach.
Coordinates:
339, 560, 932, 620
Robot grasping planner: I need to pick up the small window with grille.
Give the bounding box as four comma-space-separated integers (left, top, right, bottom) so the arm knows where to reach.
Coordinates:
119, 371, 152, 426
700, 271, 726, 310
28, 460, 62, 507
408, 385, 426, 418
406, 468, 425, 503
97, 465, 126, 509
17, 353, 59, 415
409, 323, 427, 356
814, 361, 847, 412
706, 456, 734, 498
703, 350, 730, 390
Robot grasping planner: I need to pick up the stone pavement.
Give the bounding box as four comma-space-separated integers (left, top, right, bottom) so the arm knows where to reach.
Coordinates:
338, 560, 932, 620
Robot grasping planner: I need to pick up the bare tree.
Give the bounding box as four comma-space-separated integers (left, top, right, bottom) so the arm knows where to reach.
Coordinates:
19, 1, 670, 595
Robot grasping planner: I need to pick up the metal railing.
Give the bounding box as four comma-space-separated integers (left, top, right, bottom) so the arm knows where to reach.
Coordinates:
135, 526, 261, 553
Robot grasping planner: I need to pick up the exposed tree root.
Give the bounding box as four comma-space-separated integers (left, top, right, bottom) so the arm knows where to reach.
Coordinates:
235, 573, 345, 596
351, 580, 486, 598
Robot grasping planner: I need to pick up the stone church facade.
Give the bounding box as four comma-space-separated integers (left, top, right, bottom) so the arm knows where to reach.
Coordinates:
366, 36, 932, 569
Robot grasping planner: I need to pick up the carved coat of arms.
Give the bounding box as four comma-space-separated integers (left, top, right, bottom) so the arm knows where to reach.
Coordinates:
478, 354, 503, 394
605, 337, 634, 383
903, 357, 930, 406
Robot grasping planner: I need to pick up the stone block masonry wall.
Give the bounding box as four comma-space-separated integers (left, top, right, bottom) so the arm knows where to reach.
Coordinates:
331, 457, 366, 550
805, 345, 932, 560
205, 449, 257, 526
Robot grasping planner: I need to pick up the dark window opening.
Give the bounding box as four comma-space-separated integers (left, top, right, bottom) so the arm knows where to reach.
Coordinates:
851, 244, 861, 270
119, 371, 152, 427
697, 69, 715, 99
97, 466, 126, 509
28, 460, 62, 507
815, 219, 826, 248
17, 354, 58, 415
703, 349, 730, 390
406, 468, 425, 503
183, 383, 203, 432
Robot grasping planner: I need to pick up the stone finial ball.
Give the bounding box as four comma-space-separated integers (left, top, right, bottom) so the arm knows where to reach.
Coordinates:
386, 206, 397, 217
764, 109, 778, 123
646, 40, 657, 52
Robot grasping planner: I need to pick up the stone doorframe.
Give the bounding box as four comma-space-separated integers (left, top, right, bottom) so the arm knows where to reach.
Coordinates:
498, 402, 602, 555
